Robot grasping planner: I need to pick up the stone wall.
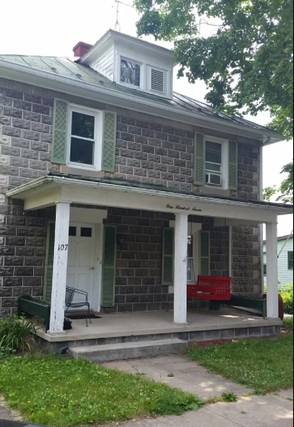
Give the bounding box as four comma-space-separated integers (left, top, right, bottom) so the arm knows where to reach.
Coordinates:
0, 78, 263, 314
0, 79, 55, 314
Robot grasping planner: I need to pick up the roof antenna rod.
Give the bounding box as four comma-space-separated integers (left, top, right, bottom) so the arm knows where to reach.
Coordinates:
114, 0, 121, 32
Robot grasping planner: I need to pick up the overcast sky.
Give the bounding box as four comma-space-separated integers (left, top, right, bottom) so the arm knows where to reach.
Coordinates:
0, 0, 292, 235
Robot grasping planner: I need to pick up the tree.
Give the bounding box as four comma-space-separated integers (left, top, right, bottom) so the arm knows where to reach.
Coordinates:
134, 0, 293, 139
263, 161, 293, 203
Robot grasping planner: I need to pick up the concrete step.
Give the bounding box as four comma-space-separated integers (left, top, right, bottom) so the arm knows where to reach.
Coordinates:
69, 338, 188, 362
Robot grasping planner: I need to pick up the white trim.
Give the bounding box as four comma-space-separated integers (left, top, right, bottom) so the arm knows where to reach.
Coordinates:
204, 136, 229, 190
67, 103, 103, 171
70, 207, 107, 223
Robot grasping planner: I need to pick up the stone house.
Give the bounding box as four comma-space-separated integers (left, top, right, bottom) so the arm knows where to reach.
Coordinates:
0, 30, 292, 333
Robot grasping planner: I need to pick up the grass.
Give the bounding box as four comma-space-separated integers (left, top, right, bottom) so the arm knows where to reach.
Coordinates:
187, 331, 293, 394
0, 354, 202, 427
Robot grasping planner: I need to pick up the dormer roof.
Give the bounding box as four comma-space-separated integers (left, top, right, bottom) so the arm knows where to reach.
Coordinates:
76, 30, 175, 99
79, 30, 175, 66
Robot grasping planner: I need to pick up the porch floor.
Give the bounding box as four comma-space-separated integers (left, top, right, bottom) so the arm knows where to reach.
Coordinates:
37, 307, 282, 344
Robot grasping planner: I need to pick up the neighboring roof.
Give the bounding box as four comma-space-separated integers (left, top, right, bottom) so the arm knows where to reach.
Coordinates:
263, 233, 293, 244
0, 54, 283, 144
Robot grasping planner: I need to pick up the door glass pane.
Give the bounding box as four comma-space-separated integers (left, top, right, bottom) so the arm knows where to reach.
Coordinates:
69, 226, 76, 236
81, 227, 92, 237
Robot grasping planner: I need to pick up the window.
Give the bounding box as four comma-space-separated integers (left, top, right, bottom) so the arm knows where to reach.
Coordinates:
120, 58, 140, 87
205, 140, 222, 186
68, 105, 102, 169
288, 251, 293, 270
194, 134, 237, 189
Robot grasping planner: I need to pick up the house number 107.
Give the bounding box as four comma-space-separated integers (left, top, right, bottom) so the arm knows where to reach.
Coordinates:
57, 244, 68, 251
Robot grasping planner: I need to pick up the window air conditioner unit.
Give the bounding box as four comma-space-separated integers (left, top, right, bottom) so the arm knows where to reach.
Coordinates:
206, 173, 222, 186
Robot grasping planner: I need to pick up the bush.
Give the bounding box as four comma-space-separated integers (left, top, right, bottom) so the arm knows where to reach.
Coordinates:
0, 315, 36, 358
280, 284, 293, 314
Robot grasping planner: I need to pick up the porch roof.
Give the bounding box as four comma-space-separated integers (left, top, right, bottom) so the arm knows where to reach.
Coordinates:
7, 173, 292, 224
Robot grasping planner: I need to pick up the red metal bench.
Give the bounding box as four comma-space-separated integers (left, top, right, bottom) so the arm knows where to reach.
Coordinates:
187, 275, 232, 301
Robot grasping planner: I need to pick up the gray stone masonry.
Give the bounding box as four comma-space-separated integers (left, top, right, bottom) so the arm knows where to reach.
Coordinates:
0, 78, 262, 315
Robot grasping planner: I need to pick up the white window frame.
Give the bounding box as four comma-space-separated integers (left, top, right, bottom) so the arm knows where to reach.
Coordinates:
67, 104, 103, 171
204, 136, 229, 189
119, 56, 142, 89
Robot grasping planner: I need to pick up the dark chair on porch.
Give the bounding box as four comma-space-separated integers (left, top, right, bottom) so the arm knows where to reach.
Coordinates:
65, 286, 92, 326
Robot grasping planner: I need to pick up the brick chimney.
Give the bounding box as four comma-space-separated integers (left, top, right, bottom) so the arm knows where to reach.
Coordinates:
73, 41, 92, 58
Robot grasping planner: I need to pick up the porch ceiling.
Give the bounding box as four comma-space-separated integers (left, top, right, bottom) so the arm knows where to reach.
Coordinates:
6, 174, 293, 223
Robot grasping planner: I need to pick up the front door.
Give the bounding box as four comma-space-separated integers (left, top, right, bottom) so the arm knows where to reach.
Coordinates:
67, 223, 100, 312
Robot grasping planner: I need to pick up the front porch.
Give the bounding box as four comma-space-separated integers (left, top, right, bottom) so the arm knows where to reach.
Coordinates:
36, 308, 283, 359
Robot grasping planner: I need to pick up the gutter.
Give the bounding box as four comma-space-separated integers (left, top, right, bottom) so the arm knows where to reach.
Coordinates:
0, 59, 282, 144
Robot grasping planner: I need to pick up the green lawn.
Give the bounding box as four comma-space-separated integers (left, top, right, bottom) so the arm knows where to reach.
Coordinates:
187, 332, 293, 394
0, 354, 202, 426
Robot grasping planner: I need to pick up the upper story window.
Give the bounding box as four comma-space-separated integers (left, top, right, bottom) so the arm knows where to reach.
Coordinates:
204, 137, 229, 188
194, 134, 237, 190
205, 141, 223, 186
68, 105, 102, 169
120, 58, 141, 87
52, 99, 117, 172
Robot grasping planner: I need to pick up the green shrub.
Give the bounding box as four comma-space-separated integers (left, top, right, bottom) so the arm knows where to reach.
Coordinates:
0, 315, 36, 358
280, 284, 293, 314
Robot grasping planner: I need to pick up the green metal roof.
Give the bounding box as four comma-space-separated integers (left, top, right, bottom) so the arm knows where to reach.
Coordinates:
0, 54, 280, 136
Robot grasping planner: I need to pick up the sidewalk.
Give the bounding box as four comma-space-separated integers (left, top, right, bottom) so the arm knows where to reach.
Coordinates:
101, 354, 293, 427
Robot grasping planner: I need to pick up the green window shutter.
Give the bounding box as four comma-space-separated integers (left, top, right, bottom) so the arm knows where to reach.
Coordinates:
228, 140, 238, 190
102, 111, 117, 172
162, 227, 174, 285
199, 231, 210, 275
52, 99, 68, 164
101, 225, 117, 308
194, 133, 205, 185
43, 222, 55, 303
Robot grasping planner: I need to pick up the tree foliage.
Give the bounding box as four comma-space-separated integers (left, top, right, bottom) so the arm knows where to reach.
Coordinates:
135, 0, 293, 139
263, 161, 293, 203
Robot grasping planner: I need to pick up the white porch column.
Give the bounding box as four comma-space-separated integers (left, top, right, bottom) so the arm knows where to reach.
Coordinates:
174, 213, 188, 324
266, 221, 278, 318
49, 202, 70, 333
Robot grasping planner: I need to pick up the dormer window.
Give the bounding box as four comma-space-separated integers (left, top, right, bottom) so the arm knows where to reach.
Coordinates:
120, 58, 140, 87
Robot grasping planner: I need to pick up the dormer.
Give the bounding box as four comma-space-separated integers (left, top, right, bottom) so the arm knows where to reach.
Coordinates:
77, 30, 175, 99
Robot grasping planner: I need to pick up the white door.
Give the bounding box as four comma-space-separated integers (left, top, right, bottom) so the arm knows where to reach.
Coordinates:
67, 223, 101, 312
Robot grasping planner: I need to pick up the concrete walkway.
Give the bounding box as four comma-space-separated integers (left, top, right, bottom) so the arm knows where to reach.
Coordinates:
102, 355, 293, 427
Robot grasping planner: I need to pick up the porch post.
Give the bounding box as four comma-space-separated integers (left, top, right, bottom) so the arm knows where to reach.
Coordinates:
228, 225, 232, 277
49, 202, 70, 333
265, 221, 278, 318
174, 213, 188, 324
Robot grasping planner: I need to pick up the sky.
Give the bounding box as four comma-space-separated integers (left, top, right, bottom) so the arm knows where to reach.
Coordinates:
0, 0, 292, 236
